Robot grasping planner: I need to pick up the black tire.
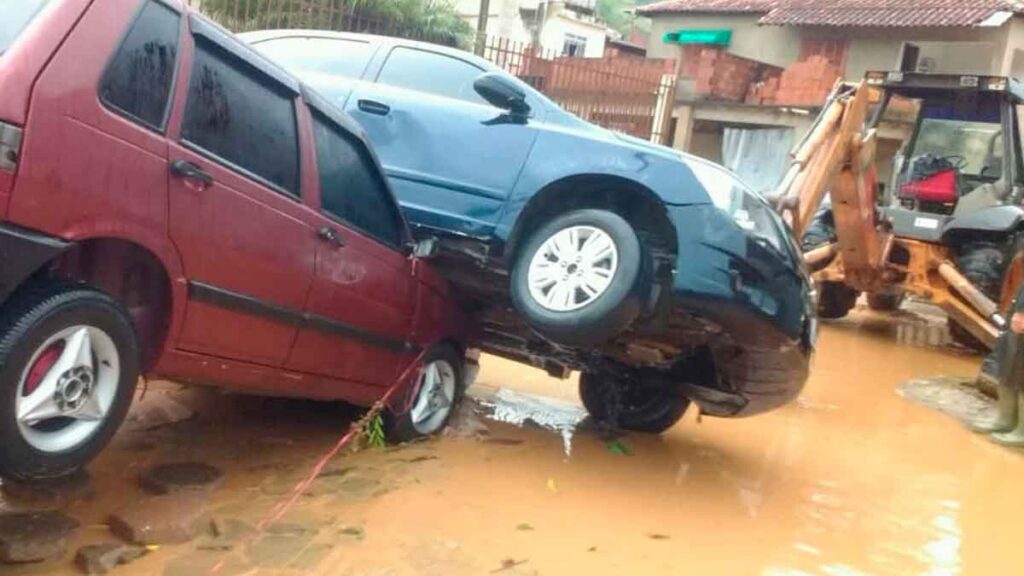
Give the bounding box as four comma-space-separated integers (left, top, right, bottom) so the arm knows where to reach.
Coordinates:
950, 243, 1006, 351
579, 371, 690, 434
0, 281, 140, 481
511, 209, 651, 347
386, 344, 464, 443
866, 291, 904, 312
818, 281, 859, 320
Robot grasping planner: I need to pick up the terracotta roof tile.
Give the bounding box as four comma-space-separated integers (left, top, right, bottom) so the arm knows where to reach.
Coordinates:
637, 0, 779, 16
638, 0, 1024, 27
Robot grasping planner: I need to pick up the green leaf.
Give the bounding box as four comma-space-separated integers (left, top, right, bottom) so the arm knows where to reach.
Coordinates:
607, 441, 632, 456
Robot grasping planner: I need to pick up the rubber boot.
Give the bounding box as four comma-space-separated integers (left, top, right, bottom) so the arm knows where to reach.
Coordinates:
972, 383, 1019, 433
991, 393, 1024, 446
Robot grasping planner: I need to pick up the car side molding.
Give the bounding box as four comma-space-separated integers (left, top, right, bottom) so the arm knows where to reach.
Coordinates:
188, 281, 420, 353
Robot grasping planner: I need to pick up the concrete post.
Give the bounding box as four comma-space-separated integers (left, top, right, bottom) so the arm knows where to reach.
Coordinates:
475, 0, 492, 55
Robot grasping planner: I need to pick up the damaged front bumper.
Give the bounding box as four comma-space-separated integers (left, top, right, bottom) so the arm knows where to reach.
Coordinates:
667, 204, 816, 418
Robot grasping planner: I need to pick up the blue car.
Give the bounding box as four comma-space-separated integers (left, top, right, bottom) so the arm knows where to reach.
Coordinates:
244, 31, 816, 432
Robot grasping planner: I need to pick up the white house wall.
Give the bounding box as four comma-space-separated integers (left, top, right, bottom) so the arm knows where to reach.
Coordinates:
540, 14, 607, 57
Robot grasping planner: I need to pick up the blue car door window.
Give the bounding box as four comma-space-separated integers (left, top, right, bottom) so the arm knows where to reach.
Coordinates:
376, 47, 488, 106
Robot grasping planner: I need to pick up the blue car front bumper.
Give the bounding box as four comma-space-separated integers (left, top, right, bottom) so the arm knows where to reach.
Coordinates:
666, 204, 815, 417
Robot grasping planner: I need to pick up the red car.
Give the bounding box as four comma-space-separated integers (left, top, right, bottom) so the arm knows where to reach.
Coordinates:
0, 0, 475, 481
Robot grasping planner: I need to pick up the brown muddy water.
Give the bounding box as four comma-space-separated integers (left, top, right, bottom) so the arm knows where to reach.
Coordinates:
2, 305, 1022, 576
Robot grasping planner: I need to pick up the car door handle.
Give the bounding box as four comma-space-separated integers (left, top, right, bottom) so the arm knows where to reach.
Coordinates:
318, 226, 346, 248
357, 99, 391, 116
170, 159, 213, 186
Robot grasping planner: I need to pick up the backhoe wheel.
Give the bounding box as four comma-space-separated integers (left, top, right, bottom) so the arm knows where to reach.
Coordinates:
951, 243, 1006, 351
867, 291, 904, 312
0, 281, 140, 481
511, 209, 651, 347
579, 371, 690, 434
817, 281, 859, 320
386, 344, 464, 443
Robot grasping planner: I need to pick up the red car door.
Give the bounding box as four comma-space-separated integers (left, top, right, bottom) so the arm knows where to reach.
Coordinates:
285, 103, 418, 386
166, 20, 316, 367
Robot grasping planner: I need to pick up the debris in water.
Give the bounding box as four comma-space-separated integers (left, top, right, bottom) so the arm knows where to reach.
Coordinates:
516, 523, 533, 531
647, 533, 671, 540
546, 478, 558, 493
607, 441, 633, 456
483, 388, 587, 456
491, 558, 528, 573
899, 376, 995, 425
339, 526, 365, 540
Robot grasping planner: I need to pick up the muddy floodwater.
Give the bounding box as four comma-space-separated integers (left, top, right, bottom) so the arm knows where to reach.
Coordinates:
3, 306, 1024, 575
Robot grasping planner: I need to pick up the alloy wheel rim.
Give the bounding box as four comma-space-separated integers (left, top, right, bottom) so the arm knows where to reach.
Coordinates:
410, 360, 457, 435
15, 325, 120, 453
527, 225, 619, 312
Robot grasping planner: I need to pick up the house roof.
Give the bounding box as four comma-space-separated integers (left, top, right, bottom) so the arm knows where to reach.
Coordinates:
637, 0, 1024, 28
637, 0, 778, 16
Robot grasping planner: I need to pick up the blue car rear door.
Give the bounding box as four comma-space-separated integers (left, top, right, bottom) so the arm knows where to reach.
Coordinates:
344, 44, 542, 239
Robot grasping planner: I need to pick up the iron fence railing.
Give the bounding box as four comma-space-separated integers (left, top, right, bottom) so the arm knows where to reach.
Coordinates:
480, 37, 677, 144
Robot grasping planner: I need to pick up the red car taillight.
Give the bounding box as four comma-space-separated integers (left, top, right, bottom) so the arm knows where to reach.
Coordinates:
0, 120, 23, 173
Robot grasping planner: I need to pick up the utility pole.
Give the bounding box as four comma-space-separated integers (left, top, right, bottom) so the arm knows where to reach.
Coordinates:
475, 0, 491, 55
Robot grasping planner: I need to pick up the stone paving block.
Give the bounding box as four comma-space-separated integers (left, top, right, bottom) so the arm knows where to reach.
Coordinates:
0, 510, 79, 563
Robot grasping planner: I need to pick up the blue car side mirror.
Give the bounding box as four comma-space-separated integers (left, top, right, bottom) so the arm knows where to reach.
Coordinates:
473, 73, 530, 116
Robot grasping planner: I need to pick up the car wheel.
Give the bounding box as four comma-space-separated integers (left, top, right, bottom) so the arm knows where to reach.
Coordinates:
950, 242, 1006, 351
866, 291, 904, 312
387, 344, 464, 443
578, 371, 690, 434
0, 281, 140, 481
818, 281, 859, 320
511, 209, 651, 347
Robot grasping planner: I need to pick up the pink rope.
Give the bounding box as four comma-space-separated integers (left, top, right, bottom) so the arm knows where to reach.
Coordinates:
208, 349, 429, 574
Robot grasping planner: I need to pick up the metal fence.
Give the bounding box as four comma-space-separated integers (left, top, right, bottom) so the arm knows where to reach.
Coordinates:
189, 0, 677, 144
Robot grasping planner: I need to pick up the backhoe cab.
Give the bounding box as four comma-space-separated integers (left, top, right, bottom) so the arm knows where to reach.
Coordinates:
778, 71, 1024, 349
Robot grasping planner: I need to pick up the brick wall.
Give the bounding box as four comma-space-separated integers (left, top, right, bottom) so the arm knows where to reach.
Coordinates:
679, 45, 841, 107
769, 56, 842, 106
681, 46, 781, 103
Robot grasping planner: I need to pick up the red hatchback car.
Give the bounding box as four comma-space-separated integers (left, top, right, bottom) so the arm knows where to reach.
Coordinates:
0, 0, 474, 481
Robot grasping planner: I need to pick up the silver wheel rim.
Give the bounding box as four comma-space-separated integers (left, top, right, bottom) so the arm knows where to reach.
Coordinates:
527, 225, 619, 312
15, 325, 120, 453
410, 359, 456, 435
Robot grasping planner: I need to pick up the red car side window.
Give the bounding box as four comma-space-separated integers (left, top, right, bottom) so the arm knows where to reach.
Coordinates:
99, 0, 181, 132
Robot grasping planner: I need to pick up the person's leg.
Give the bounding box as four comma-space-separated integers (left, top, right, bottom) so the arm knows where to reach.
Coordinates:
991, 392, 1024, 446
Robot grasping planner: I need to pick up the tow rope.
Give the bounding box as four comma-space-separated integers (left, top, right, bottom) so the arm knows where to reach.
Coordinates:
208, 348, 429, 574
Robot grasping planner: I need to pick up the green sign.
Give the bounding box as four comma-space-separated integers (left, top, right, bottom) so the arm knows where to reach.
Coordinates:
663, 29, 732, 46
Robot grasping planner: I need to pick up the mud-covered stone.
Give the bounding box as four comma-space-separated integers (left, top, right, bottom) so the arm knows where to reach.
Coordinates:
75, 543, 146, 574
0, 510, 79, 563
0, 471, 93, 509
108, 494, 209, 545
139, 462, 224, 495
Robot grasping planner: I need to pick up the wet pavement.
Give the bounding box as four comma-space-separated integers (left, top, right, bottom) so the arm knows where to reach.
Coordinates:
2, 303, 1023, 575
